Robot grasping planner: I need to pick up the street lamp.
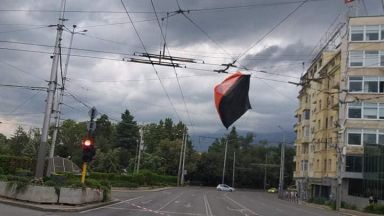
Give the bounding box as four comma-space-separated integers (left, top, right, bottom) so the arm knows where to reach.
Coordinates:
277, 125, 286, 199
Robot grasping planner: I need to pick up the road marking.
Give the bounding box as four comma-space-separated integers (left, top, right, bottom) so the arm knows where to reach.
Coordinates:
141, 199, 152, 204
159, 211, 206, 216
157, 192, 184, 211
184, 202, 192, 208
80, 196, 143, 214
224, 194, 264, 216
203, 194, 213, 216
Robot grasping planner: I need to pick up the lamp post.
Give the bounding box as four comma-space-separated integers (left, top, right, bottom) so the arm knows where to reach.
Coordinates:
278, 125, 286, 199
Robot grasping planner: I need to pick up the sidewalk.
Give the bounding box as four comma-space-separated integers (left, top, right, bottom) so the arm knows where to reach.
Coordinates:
0, 196, 119, 212
301, 201, 382, 216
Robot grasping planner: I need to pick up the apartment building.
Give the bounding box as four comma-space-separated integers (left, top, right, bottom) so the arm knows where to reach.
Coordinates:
294, 16, 384, 207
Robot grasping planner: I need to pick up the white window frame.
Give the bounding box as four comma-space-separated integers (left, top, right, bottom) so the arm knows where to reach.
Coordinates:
346, 129, 384, 146
348, 76, 363, 92
350, 25, 383, 42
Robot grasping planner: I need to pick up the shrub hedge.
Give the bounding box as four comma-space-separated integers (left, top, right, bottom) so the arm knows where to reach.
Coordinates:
0, 155, 34, 174
364, 204, 384, 214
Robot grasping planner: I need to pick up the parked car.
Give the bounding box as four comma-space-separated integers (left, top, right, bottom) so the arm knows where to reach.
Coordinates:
216, 184, 235, 192
267, 187, 277, 193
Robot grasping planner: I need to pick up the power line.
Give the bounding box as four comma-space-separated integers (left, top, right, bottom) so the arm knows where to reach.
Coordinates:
0, 83, 47, 91
0, 25, 53, 34
234, 0, 309, 64
150, 0, 194, 130
0, 60, 46, 81
121, 0, 183, 122
0, 0, 329, 14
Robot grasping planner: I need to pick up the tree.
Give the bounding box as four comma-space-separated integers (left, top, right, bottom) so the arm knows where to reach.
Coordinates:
95, 114, 115, 152
55, 119, 87, 165
22, 128, 40, 157
116, 109, 140, 168
9, 126, 29, 156
0, 133, 9, 155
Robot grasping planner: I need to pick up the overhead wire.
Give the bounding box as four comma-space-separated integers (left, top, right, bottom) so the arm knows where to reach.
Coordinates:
150, 0, 194, 130
120, 0, 184, 123
233, 0, 309, 64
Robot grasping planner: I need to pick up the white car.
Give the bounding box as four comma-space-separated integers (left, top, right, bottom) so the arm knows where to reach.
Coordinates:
216, 184, 235, 192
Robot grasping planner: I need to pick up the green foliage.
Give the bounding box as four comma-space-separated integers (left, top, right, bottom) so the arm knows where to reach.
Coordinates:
364, 204, 384, 214
89, 170, 176, 187
0, 155, 34, 175
5, 175, 30, 194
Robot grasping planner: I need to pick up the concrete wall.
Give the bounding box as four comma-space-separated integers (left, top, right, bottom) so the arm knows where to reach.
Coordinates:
0, 181, 103, 204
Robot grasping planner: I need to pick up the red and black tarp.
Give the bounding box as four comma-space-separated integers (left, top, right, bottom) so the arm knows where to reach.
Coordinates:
214, 71, 251, 129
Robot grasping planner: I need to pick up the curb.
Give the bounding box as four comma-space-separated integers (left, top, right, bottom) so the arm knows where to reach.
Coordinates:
300, 201, 381, 216
0, 197, 120, 212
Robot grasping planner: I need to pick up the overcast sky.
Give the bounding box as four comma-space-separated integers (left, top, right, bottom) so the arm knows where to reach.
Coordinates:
0, 0, 382, 145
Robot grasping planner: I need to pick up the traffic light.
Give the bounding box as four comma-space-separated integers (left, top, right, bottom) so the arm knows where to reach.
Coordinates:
82, 137, 95, 163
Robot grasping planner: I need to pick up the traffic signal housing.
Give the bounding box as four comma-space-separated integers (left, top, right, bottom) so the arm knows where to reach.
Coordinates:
82, 137, 95, 163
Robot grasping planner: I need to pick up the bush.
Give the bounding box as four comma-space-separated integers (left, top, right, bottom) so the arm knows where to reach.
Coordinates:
0, 155, 34, 175
88, 170, 176, 187
364, 204, 384, 214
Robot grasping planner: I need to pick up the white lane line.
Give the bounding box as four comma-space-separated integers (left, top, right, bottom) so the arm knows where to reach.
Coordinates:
159, 211, 206, 216
203, 194, 213, 216
224, 194, 264, 216
156, 192, 184, 211
80, 196, 143, 214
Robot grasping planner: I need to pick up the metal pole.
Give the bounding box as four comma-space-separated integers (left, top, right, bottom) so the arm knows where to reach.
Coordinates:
264, 152, 267, 191
278, 126, 286, 199
137, 128, 143, 173
47, 25, 76, 176
81, 162, 87, 184
181, 133, 187, 185
232, 151, 235, 188
177, 129, 185, 186
222, 139, 228, 185
35, 0, 66, 179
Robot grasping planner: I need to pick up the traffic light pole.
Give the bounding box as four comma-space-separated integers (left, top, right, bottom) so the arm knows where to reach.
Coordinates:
81, 163, 87, 184
81, 107, 97, 184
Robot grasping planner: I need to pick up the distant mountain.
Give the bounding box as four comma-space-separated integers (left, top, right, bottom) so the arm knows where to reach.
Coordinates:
191, 129, 296, 152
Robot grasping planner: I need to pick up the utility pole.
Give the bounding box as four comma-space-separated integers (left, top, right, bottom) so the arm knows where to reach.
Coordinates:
222, 139, 228, 185
177, 129, 185, 186
264, 152, 268, 191
278, 125, 286, 199
47, 25, 86, 176
35, 0, 66, 179
181, 133, 187, 185
136, 128, 143, 173
232, 151, 236, 188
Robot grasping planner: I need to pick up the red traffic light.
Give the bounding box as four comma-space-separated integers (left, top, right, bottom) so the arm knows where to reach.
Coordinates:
82, 138, 94, 148
83, 139, 92, 146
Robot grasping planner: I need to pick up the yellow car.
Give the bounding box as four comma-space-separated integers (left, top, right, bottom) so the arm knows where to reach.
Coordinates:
267, 187, 277, 193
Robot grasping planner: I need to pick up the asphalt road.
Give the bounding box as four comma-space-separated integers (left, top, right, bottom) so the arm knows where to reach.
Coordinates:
0, 187, 346, 216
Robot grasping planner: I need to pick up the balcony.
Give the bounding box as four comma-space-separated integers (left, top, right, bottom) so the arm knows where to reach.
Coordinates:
302, 135, 311, 143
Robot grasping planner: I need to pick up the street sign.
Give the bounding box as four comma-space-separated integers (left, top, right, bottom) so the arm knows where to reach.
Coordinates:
88, 106, 98, 119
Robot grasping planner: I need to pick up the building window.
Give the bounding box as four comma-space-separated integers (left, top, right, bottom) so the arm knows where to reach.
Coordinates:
380, 104, 384, 119
346, 155, 362, 172
330, 116, 334, 128
364, 77, 378, 92
364, 130, 377, 145
349, 76, 363, 92
348, 131, 362, 145
348, 102, 362, 118
366, 25, 380, 41
349, 51, 364, 67
363, 103, 378, 119
350, 25, 364, 41
303, 109, 310, 120
349, 76, 384, 93
328, 159, 332, 171
365, 51, 379, 67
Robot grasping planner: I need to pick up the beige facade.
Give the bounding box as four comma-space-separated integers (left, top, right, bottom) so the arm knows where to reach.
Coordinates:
295, 16, 384, 207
